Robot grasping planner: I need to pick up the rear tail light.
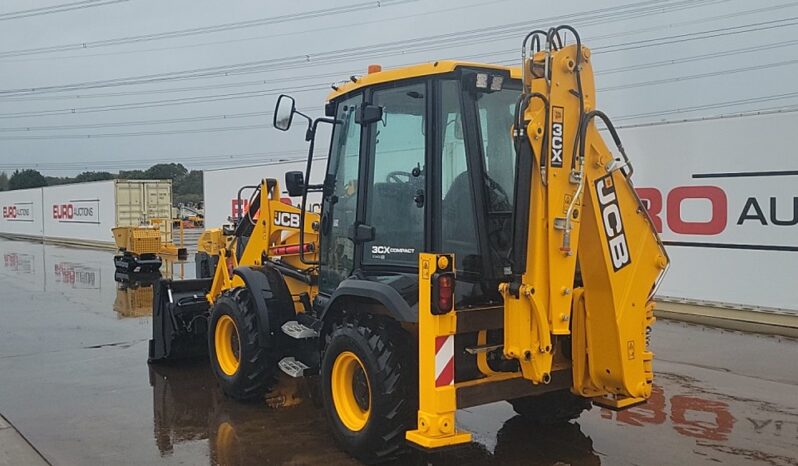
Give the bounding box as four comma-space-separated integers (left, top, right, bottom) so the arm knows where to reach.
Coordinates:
432, 272, 455, 315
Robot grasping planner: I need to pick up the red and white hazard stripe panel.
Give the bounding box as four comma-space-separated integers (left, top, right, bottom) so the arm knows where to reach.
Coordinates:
435, 335, 455, 387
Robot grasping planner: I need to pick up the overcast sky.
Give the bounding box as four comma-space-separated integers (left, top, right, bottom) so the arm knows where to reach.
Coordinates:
0, 0, 796, 176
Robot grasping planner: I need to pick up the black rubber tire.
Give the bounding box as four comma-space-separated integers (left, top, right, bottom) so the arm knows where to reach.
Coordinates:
208, 288, 278, 401
509, 389, 592, 424
321, 313, 416, 464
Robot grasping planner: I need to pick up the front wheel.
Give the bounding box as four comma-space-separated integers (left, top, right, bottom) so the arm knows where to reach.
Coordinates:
321, 313, 416, 464
209, 289, 279, 401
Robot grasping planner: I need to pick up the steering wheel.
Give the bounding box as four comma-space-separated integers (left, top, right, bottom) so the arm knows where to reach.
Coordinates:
484, 175, 511, 209
386, 171, 413, 183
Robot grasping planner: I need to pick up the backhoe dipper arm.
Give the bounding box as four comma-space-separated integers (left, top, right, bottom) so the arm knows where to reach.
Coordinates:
502, 27, 669, 407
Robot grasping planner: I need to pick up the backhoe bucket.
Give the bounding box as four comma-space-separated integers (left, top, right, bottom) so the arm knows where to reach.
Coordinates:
148, 278, 213, 363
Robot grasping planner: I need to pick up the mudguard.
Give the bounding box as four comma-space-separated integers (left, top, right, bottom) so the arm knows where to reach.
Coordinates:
232, 265, 295, 348
321, 277, 418, 323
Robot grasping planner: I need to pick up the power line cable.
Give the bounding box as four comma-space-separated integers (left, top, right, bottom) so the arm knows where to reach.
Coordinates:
595, 15, 798, 53
4, 50, 793, 125
6, 98, 798, 172
595, 37, 798, 75
0, 85, 328, 119
0, 0, 129, 21
614, 91, 798, 121
598, 58, 798, 92
0, 0, 723, 96
4, 90, 798, 146
0, 0, 416, 57
0, 110, 274, 132
0, 123, 276, 140
0, 12, 793, 131
489, 15, 798, 65
0, 0, 510, 63
2, 12, 794, 121
0, 150, 314, 170
0, 69, 352, 102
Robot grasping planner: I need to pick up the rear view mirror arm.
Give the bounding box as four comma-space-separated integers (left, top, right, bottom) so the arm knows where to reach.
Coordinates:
297, 116, 338, 265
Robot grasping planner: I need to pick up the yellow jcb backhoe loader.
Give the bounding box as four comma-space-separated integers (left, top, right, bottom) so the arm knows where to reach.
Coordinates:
149, 25, 668, 464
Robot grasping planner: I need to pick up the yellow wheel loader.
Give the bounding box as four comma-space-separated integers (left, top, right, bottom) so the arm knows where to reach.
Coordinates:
149, 25, 668, 464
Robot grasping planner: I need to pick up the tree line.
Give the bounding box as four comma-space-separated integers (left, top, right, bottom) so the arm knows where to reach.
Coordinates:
0, 163, 202, 205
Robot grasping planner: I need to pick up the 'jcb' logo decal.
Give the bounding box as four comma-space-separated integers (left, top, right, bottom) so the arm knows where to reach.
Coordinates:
596, 174, 631, 271
273, 211, 301, 228
550, 106, 564, 168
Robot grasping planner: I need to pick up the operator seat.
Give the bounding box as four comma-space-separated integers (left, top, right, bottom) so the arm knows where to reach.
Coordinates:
370, 181, 417, 249
442, 171, 479, 265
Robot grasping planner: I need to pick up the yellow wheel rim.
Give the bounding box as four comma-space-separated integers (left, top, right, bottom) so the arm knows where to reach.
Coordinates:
331, 351, 371, 432
215, 315, 241, 376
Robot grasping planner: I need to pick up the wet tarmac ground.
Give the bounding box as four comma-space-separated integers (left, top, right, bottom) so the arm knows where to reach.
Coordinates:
1, 237, 797, 465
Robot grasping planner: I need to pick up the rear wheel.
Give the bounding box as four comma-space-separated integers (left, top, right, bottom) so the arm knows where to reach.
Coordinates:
321, 313, 416, 464
209, 289, 279, 401
509, 389, 592, 424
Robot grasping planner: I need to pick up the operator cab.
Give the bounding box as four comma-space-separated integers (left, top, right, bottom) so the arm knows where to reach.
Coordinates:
276, 62, 521, 311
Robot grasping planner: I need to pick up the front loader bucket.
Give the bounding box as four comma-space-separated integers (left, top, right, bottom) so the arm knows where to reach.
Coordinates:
148, 278, 213, 363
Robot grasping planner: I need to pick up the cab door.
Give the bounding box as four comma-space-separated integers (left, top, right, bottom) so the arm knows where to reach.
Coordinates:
360, 82, 428, 270
318, 93, 363, 293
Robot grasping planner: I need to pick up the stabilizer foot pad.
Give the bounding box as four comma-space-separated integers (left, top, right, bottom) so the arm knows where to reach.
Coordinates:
592, 395, 647, 410
405, 430, 472, 450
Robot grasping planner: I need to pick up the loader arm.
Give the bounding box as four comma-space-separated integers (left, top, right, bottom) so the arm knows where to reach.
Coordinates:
500, 28, 669, 407
149, 178, 320, 363
207, 178, 320, 305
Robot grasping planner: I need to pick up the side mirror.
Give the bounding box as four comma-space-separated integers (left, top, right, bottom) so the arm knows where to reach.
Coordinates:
355, 104, 384, 125
285, 171, 305, 197
274, 94, 296, 131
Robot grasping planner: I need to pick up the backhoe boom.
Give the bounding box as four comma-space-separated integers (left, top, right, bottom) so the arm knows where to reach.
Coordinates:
500, 27, 668, 406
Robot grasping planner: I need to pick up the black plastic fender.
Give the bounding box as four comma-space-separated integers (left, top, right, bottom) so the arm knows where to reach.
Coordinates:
321, 277, 418, 323
232, 265, 295, 348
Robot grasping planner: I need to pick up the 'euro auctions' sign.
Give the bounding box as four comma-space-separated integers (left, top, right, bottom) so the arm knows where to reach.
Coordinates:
2, 202, 34, 222
52, 200, 100, 224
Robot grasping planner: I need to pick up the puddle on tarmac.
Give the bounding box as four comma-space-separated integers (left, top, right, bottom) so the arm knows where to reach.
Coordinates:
148, 362, 604, 466
2, 237, 797, 465
148, 359, 798, 465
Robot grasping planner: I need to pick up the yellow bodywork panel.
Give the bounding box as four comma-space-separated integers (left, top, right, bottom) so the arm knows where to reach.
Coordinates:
112, 226, 161, 255
406, 253, 472, 449
327, 60, 521, 101
197, 228, 229, 256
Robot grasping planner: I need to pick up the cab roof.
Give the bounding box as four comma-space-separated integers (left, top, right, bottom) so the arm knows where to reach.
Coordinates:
326, 60, 522, 101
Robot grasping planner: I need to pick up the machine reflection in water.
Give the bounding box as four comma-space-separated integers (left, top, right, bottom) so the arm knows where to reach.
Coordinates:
113, 255, 191, 318
148, 363, 601, 465
114, 271, 161, 318
149, 361, 798, 465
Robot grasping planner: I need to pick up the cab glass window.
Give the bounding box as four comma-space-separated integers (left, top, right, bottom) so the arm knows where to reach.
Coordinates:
363, 83, 426, 266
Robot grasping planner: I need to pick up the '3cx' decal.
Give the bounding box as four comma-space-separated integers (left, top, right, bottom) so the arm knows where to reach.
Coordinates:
550, 106, 565, 168
596, 174, 631, 271
273, 211, 301, 228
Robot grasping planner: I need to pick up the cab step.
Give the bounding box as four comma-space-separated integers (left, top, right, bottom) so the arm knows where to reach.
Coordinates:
464, 343, 503, 355
278, 357, 310, 378
281, 320, 319, 339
